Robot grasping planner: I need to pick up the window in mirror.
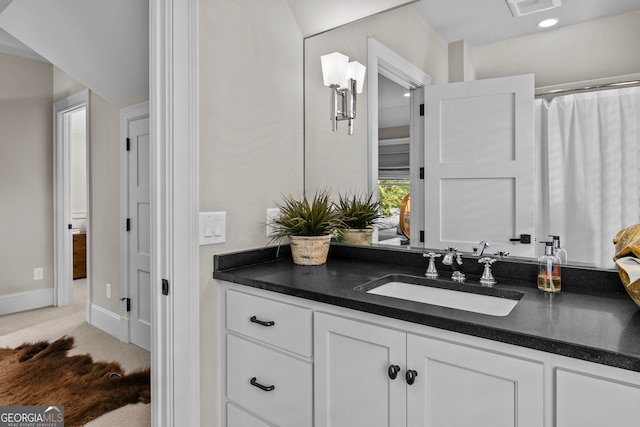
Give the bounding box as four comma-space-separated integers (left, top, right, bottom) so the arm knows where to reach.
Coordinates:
377, 74, 411, 245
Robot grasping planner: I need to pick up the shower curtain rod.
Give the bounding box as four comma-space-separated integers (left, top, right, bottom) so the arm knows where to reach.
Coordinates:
535, 77, 640, 99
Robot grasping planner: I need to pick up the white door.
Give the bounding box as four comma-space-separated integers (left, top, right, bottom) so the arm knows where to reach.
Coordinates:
314, 313, 407, 427
406, 334, 543, 427
423, 74, 535, 257
126, 110, 151, 351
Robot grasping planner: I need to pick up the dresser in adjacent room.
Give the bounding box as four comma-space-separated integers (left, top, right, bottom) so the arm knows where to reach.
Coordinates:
73, 233, 86, 279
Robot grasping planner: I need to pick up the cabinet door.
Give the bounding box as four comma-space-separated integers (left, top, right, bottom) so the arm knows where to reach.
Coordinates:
314, 312, 407, 427
556, 368, 640, 427
407, 334, 543, 427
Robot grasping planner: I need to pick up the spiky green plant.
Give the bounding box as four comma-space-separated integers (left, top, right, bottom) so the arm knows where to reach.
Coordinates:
269, 190, 343, 241
336, 191, 382, 230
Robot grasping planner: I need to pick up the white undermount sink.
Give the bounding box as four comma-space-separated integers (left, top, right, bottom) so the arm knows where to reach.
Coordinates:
358, 275, 522, 317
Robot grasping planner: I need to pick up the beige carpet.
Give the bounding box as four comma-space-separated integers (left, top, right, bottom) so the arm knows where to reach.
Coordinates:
0, 279, 151, 426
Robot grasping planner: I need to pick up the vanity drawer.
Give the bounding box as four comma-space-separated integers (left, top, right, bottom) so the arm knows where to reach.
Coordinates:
226, 334, 312, 427
227, 403, 271, 427
226, 289, 312, 357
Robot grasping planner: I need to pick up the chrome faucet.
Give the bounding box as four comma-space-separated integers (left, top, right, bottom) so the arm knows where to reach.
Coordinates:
442, 247, 465, 282
473, 241, 490, 256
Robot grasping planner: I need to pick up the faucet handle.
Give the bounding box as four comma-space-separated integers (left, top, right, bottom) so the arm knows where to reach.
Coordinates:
478, 257, 497, 286
424, 252, 441, 279
423, 252, 441, 259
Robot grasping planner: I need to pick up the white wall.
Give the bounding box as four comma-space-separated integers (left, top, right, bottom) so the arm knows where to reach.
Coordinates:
304, 5, 449, 196
0, 52, 53, 297
471, 10, 640, 88
198, 0, 304, 424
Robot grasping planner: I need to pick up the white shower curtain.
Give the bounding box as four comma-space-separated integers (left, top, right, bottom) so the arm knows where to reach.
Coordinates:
536, 87, 640, 269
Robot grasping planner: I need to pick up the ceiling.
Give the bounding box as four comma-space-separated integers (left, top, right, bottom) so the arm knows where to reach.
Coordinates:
413, 0, 640, 46
0, 0, 148, 105
1, 0, 638, 104
285, 0, 417, 38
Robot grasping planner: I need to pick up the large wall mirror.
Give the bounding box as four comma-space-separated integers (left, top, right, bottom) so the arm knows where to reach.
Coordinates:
304, 2, 640, 270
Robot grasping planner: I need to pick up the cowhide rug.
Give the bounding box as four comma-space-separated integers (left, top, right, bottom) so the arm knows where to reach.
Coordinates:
0, 336, 150, 426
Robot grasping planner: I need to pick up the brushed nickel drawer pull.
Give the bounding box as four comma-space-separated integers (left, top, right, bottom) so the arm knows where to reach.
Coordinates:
250, 377, 275, 392
250, 316, 275, 327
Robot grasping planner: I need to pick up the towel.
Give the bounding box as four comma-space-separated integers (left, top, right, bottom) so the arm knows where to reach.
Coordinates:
613, 223, 640, 307
615, 257, 640, 287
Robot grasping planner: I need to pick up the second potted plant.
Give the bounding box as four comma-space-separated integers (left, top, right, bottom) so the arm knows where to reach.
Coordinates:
336, 191, 382, 246
269, 189, 342, 265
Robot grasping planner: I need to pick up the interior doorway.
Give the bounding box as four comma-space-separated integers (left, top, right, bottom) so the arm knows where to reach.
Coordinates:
53, 90, 90, 308
366, 37, 430, 246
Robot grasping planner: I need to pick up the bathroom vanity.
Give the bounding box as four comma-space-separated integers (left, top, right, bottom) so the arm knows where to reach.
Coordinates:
214, 244, 640, 427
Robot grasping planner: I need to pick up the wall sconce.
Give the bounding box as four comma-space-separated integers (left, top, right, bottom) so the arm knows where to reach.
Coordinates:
320, 52, 366, 135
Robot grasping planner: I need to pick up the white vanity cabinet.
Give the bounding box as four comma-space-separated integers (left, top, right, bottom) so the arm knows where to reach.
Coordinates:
220, 282, 640, 427
314, 312, 544, 427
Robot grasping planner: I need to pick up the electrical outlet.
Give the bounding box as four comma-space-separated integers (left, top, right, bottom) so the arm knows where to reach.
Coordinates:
266, 208, 280, 237
106, 283, 111, 300
33, 267, 44, 280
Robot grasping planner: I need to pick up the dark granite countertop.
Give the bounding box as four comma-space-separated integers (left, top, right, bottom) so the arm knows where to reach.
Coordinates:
213, 244, 640, 372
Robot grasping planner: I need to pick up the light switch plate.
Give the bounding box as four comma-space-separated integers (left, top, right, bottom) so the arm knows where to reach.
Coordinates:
199, 211, 226, 245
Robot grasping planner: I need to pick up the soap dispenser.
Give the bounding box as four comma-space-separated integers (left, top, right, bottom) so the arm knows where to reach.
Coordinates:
549, 235, 568, 264
538, 241, 561, 292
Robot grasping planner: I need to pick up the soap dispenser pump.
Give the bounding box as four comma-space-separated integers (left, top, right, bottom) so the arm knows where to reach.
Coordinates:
538, 241, 561, 292
549, 235, 568, 264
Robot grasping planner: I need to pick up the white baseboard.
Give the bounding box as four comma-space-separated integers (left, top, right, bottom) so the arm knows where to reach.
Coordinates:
89, 303, 129, 342
0, 288, 54, 315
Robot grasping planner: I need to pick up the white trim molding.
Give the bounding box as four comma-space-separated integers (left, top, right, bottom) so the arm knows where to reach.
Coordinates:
89, 303, 129, 342
150, 0, 200, 425
0, 289, 54, 316
366, 37, 430, 246
53, 89, 90, 308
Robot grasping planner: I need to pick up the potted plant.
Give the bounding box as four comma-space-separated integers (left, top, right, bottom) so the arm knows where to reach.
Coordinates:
269, 189, 343, 265
335, 191, 382, 245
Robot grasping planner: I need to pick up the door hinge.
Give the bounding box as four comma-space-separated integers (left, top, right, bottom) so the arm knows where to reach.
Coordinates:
120, 297, 131, 312
419, 167, 424, 179
419, 104, 424, 116
162, 279, 169, 296
420, 230, 424, 243
126, 218, 131, 231
126, 137, 131, 151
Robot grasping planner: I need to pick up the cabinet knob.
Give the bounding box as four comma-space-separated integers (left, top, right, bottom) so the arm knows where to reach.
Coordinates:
250, 377, 275, 392
405, 369, 418, 385
388, 365, 401, 380
250, 316, 275, 327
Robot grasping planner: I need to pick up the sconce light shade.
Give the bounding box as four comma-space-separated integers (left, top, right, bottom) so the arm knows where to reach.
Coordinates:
347, 61, 366, 93
320, 51, 367, 135
321, 52, 349, 87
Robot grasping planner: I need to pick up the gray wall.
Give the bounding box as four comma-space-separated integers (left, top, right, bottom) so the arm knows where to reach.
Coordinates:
199, 0, 304, 422
471, 10, 640, 88
0, 52, 53, 296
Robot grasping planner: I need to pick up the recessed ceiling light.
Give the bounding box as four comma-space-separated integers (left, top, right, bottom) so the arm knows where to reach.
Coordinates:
537, 18, 559, 28
403, 92, 411, 97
